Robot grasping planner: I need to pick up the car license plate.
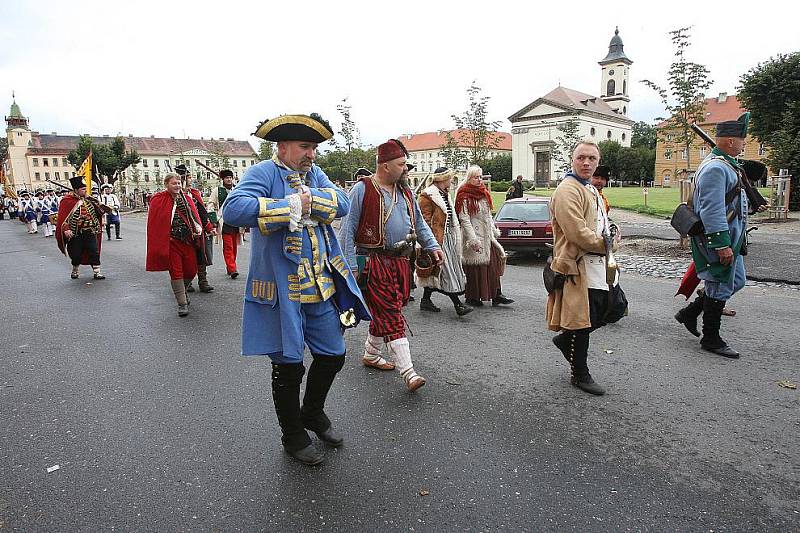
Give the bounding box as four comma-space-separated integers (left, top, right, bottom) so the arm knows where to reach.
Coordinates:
508, 229, 532, 236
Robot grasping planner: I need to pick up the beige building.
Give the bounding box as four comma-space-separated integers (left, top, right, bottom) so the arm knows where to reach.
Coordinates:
509, 28, 634, 186
654, 93, 770, 187
4, 97, 257, 193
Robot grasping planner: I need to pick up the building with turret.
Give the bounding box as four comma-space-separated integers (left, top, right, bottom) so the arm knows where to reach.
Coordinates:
3, 96, 257, 193
509, 28, 634, 186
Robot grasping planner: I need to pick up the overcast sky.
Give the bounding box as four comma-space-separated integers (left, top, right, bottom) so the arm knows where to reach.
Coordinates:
1, 0, 796, 150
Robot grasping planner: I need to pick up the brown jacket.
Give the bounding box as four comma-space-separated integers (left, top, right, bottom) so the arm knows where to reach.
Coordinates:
545, 177, 606, 331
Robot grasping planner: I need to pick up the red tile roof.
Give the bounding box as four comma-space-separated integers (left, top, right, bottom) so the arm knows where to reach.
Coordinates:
657, 94, 745, 127
28, 134, 256, 157
396, 129, 512, 152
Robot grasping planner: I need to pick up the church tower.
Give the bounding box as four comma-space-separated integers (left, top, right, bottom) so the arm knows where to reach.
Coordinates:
5, 93, 33, 188
599, 27, 632, 115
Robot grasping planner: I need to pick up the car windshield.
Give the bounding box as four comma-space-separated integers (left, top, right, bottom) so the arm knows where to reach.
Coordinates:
496, 202, 550, 222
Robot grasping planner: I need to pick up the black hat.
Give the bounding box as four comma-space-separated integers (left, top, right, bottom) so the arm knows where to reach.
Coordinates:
406, 163, 416, 172
353, 168, 372, 180
70, 176, 87, 190
219, 169, 234, 178
35, 189, 44, 195
716, 112, 750, 138
174, 164, 188, 176
20, 190, 30, 196
593, 165, 610, 180
253, 113, 334, 143
45, 188, 54, 193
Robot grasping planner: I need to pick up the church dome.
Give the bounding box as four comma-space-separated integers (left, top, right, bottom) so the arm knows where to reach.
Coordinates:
599, 27, 632, 65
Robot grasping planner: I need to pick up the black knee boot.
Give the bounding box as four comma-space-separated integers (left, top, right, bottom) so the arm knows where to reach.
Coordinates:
271, 363, 322, 465
675, 293, 704, 337
701, 297, 740, 358
301, 354, 345, 447
568, 329, 605, 396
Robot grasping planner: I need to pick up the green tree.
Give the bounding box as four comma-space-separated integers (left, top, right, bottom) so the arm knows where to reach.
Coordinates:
631, 121, 657, 150
330, 98, 360, 153
448, 81, 503, 164
552, 118, 582, 174
642, 26, 712, 174
616, 146, 655, 183
598, 140, 622, 178
316, 146, 377, 187
738, 51, 800, 209
439, 131, 469, 170
257, 140, 275, 161
67, 135, 140, 188
476, 154, 512, 181
0, 137, 8, 164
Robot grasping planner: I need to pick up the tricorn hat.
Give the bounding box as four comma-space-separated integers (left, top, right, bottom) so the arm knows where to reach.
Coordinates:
253, 113, 334, 143
593, 165, 611, 180
716, 112, 750, 138
353, 167, 372, 180
69, 176, 86, 190
35, 188, 44, 195
174, 164, 188, 176
406, 163, 416, 172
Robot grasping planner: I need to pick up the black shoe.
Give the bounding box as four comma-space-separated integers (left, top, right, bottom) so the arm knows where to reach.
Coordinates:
199, 284, 214, 293
230, 271, 239, 279
70, 272, 79, 279
285, 444, 324, 465
700, 340, 740, 359
465, 298, 483, 307
675, 311, 701, 337
420, 299, 441, 312
312, 426, 344, 447
571, 374, 606, 396
186, 284, 196, 293
93, 273, 105, 280
116, 236, 122, 240
454, 303, 473, 316
492, 294, 514, 306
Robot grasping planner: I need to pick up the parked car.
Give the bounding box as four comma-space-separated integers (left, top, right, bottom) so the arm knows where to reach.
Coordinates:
494, 197, 552, 254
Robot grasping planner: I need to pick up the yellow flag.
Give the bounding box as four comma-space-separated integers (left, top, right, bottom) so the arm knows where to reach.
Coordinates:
1, 166, 16, 199
76, 149, 93, 195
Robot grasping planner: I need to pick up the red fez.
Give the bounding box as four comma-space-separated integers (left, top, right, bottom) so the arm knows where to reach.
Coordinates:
377, 139, 408, 164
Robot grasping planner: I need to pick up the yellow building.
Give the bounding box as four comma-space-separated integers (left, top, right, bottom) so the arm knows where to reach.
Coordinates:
4, 96, 257, 193
655, 93, 769, 187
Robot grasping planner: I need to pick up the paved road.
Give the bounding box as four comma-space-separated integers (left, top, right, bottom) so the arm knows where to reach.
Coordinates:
612, 210, 800, 284
1, 215, 798, 531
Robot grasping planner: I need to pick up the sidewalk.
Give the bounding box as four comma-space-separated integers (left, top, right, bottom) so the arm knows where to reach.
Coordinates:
613, 209, 800, 284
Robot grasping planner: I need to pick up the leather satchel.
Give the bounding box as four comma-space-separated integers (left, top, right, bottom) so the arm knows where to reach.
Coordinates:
670, 203, 704, 236
543, 256, 566, 294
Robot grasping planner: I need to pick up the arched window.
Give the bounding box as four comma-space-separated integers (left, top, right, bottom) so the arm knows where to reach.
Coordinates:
607, 79, 615, 96
621, 133, 626, 142
623, 106, 627, 114
607, 130, 612, 140
590, 127, 596, 136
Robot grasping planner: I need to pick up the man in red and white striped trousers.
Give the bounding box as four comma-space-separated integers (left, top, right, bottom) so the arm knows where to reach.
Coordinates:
340, 139, 443, 391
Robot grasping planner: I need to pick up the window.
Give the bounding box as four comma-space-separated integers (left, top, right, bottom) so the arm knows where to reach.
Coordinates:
666, 134, 673, 142
45, 172, 50, 179
700, 147, 707, 158
623, 80, 627, 95
663, 172, 671, 184
590, 127, 596, 136
241, 160, 246, 167
144, 173, 150, 182
143, 159, 148, 167
233, 160, 238, 167
607, 130, 612, 139
154, 171, 160, 178
43, 159, 49, 167
35, 172, 41, 180
52, 158, 58, 166
33, 158, 39, 167
623, 106, 627, 114
251, 160, 255, 166
681, 149, 687, 160
606, 79, 615, 96
621, 133, 626, 142
664, 150, 672, 160
154, 159, 159, 167
759, 143, 766, 156
55, 172, 60, 179
62, 158, 68, 166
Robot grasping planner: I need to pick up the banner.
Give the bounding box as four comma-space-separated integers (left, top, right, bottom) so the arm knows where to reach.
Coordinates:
76, 149, 93, 195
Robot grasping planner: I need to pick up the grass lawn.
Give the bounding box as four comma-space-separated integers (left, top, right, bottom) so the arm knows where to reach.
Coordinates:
526, 186, 772, 218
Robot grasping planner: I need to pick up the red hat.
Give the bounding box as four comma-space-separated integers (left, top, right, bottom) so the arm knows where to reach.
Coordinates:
377, 139, 408, 164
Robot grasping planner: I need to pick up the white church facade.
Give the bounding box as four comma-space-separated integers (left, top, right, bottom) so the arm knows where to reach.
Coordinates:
509, 28, 635, 186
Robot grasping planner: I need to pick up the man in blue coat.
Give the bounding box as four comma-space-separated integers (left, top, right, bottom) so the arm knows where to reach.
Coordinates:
679, 112, 751, 358
223, 113, 370, 465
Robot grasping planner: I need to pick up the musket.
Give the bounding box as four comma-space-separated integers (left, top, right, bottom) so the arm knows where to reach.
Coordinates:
194, 159, 221, 179
46, 179, 73, 192
690, 123, 768, 211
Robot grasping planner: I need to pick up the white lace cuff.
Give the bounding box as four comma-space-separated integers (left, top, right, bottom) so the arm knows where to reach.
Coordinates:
287, 193, 303, 232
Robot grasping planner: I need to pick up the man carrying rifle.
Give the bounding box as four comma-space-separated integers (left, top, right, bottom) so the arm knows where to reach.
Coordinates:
675, 113, 751, 358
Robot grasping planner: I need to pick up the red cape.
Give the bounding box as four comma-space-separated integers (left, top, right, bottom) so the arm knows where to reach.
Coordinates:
146, 190, 202, 272
55, 194, 103, 265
